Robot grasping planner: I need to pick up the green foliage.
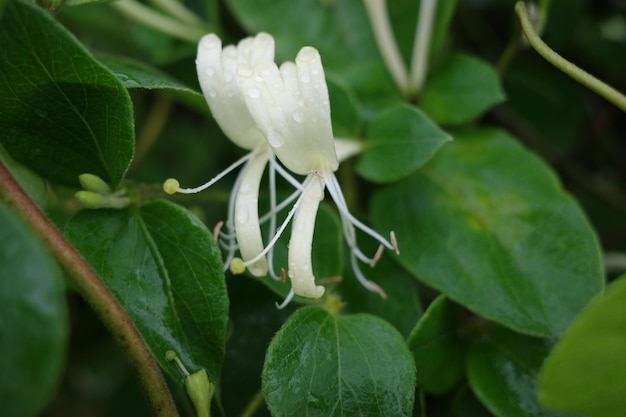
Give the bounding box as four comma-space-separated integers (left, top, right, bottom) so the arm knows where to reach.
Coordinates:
538, 275, 626, 417
0, 204, 68, 417
0, 0, 134, 187
64, 200, 228, 383
1, 0, 624, 416
372, 128, 603, 337
263, 307, 416, 417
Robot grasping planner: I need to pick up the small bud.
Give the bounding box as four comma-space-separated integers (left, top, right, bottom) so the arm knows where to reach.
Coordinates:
163, 178, 180, 195
75, 191, 131, 209
75, 191, 111, 209
79, 173, 112, 194
229, 258, 246, 275
185, 369, 214, 417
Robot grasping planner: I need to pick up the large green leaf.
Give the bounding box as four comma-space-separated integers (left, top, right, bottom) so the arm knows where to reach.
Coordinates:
420, 54, 505, 125
0, 203, 68, 417
357, 103, 451, 183
0, 0, 134, 187
538, 275, 626, 417
467, 327, 573, 417
263, 307, 416, 417
371, 128, 603, 337
407, 295, 465, 394
64, 200, 228, 383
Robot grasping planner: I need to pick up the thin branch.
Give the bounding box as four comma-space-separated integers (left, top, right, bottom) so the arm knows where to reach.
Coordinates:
0, 162, 179, 417
515, 1, 626, 112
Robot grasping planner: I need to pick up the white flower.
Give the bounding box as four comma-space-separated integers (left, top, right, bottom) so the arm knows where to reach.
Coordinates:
237, 46, 399, 303
165, 33, 294, 278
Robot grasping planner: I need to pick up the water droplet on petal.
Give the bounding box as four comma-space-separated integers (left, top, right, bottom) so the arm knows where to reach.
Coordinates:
240, 183, 251, 194
300, 72, 311, 83
237, 65, 253, 78
208, 89, 217, 98
267, 130, 284, 147
205, 67, 215, 76
292, 111, 304, 123
247, 87, 261, 98
237, 207, 249, 224
224, 72, 233, 83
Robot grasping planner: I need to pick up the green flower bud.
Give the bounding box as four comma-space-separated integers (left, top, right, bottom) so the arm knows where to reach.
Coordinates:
79, 173, 111, 194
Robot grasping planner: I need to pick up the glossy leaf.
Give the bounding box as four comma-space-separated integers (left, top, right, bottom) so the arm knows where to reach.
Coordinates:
538, 275, 626, 417
371, 128, 603, 337
467, 327, 571, 417
420, 53, 505, 125
357, 103, 451, 183
327, 77, 361, 138
407, 295, 465, 394
97, 54, 201, 96
0, 0, 134, 187
340, 249, 423, 338
0, 203, 68, 417
263, 307, 416, 417
64, 200, 228, 383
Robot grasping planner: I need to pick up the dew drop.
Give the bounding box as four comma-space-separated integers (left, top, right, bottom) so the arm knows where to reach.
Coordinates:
267, 130, 284, 147
208, 89, 217, 98
292, 111, 304, 123
300, 72, 311, 83
247, 87, 261, 98
238, 65, 253, 78
224, 72, 233, 83
205, 67, 215, 76
240, 183, 251, 194
236, 207, 249, 224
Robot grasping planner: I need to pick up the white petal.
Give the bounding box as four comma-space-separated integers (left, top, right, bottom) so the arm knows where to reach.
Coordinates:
287, 175, 325, 298
237, 46, 338, 175
234, 150, 270, 276
196, 33, 275, 150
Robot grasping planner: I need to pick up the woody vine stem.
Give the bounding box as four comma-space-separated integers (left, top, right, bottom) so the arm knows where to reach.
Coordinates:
0, 162, 179, 417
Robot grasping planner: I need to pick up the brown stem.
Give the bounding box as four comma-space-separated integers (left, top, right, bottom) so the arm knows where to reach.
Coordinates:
0, 162, 179, 417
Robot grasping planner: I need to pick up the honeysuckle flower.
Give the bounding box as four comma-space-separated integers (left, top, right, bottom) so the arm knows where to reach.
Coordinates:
236, 45, 399, 303
164, 32, 293, 277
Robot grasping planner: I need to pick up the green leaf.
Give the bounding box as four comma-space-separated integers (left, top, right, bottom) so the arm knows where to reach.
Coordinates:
538, 275, 626, 417
64, 200, 228, 383
357, 103, 451, 183
407, 295, 465, 394
97, 54, 202, 96
0, 0, 134, 187
0, 203, 68, 417
340, 249, 423, 338
327, 77, 362, 138
420, 54, 505, 125
263, 307, 416, 417
467, 327, 572, 417
371, 128, 603, 337
0, 144, 47, 208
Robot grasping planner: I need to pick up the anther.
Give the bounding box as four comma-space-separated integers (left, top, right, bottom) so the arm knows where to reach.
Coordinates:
390, 231, 400, 255
280, 268, 287, 283
370, 244, 384, 267
319, 276, 343, 285
368, 280, 388, 299
213, 221, 224, 241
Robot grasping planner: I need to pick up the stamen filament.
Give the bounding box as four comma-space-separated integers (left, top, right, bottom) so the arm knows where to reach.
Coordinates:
242, 176, 314, 267
175, 151, 256, 194
325, 172, 395, 250
276, 289, 295, 309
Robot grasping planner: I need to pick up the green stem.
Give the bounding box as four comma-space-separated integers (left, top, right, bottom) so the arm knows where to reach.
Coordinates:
362, 0, 409, 94
131, 94, 173, 172
112, 0, 207, 43
515, 1, 626, 113
407, 0, 438, 97
239, 389, 265, 417
149, 0, 203, 26
0, 162, 179, 417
